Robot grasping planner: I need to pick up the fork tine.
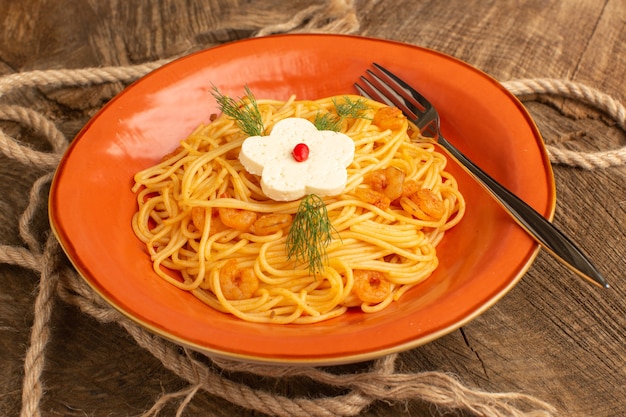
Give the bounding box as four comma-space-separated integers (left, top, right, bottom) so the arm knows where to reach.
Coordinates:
354, 82, 373, 99
371, 64, 441, 136
355, 64, 438, 136
354, 77, 393, 107
372, 63, 433, 114
355, 75, 419, 120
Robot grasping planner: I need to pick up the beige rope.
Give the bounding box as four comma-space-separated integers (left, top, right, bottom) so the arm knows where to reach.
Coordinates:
0, 244, 42, 270
19, 235, 61, 417
1, 3, 624, 416
54, 265, 564, 417
19, 172, 55, 254
0, 128, 61, 168
255, 0, 360, 36
502, 78, 626, 169
0, 61, 171, 100
0, 105, 67, 153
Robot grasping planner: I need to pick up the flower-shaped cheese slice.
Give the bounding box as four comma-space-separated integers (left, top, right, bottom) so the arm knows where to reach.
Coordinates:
239, 117, 355, 201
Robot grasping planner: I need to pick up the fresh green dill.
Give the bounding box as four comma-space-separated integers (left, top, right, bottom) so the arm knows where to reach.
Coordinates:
286, 194, 337, 276
313, 112, 342, 132
211, 85, 264, 136
334, 96, 370, 120
312, 96, 371, 132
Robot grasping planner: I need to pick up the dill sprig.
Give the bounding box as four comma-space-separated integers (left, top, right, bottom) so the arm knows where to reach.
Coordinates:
313, 112, 342, 132
334, 96, 370, 119
313, 96, 370, 132
286, 194, 337, 275
211, 85, 264, 136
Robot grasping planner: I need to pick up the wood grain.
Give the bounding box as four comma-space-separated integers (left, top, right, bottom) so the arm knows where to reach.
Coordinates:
1, 0, 624, 416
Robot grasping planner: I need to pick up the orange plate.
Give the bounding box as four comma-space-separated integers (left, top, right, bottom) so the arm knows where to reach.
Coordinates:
49, 34, 555, 365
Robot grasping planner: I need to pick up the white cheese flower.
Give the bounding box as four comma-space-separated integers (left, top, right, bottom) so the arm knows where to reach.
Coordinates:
239, 118, 355, 201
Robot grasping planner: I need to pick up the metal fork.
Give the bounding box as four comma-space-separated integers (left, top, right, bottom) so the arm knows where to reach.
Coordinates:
355, 63, 608, 289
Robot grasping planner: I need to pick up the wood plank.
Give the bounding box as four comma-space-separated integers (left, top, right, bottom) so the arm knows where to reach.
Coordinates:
571, 0, 626, 99
0, 0, 624, 416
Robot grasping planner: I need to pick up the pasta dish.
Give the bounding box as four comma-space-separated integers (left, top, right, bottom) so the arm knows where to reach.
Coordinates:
131, 91, 465, 324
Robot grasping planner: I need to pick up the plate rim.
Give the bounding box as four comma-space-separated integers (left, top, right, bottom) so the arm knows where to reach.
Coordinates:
49, 33, 556, 365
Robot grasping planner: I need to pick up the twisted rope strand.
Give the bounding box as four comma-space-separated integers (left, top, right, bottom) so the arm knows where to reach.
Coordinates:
53, 267, 555, 417
120, 319, 372, 417
255, 0, 359, 36
0, 104, 68, 153
0, 128, 61, 168
54, 266, 556, 417
56, 269, 365, 417
19, 235, 62, 417
255, 4, 329, 36
140, 385, 201, 417
547, 146, 625, 169
503, 78, 626, 131
502, 78, 626, 169
19, 172, 55, 254
213, 357, 555, 417
0, 244, 42, 271
0, 61, 171, 99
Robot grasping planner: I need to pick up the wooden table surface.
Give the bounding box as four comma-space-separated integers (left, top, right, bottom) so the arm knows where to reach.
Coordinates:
1, 1, 624, 416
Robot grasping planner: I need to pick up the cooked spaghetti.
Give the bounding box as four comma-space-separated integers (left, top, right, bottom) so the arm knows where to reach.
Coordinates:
131, 93, 465, 324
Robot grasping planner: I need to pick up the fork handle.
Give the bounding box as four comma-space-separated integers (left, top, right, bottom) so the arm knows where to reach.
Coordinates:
436, 135, 608, 288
